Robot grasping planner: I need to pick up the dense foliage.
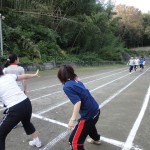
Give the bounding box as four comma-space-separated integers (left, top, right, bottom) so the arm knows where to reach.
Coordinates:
0, 0, 150, 64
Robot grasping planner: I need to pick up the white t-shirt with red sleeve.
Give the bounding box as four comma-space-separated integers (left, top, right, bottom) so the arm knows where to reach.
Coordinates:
0, 74, 27, 108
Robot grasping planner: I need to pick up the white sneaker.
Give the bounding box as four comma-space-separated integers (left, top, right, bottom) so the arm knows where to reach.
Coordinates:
29, 138, 42, 148
87, 138, 101, 145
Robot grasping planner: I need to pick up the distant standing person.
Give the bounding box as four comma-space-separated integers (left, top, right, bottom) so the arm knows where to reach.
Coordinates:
128, 56, 135, 73
57, 65, 101, 150
139, 56, 145, 72
134, 57, 140, 71
0, 68, 41, 150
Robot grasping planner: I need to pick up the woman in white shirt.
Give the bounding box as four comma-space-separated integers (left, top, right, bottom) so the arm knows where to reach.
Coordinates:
134, 57, 140, 71
128, 57, 135, 73
3, 54, 27, 128
0, 68, 41, 149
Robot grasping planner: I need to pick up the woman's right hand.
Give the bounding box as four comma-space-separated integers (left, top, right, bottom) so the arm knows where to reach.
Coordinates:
34, 69, 40, 77
68, 119, 77, 130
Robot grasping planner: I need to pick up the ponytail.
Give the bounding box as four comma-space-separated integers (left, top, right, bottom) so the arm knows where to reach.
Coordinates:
4, 54, 18, 68
4, 59, 10, 68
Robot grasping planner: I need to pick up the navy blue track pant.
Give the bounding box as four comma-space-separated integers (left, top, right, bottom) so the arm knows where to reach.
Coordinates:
0, 98, 35, 150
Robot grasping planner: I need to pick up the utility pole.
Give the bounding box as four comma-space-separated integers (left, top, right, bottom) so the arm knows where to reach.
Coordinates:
0, 13, 4, 56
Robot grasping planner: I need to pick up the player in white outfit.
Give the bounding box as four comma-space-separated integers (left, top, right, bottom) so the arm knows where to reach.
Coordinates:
128, 57, 135, 73
0, 68, 41, 150
3, 54, 27, 128
134, 57, 140, 71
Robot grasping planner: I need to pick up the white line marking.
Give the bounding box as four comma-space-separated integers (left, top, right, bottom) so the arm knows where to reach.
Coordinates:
90, 73, 129, 92
84, 69, 127, 84
30, 69, 128, 102
0, 108, 5, 111
33, 113, 126, 150
101, 136, 125, 148
122, 85, 150, 150
81, 68, 127, 80
100, 68, 150, 108
32, 114, 68, 128
35, 112, 142, 150
28, 83, 61, 92
36, 72, 129, 114
31, 91, 62, 102
28, 68, 127, 92
37, 101, 69, 115
39, 130, 70, 150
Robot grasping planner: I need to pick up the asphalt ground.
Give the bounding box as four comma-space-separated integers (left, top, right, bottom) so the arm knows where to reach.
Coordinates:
0, 65, 150, 150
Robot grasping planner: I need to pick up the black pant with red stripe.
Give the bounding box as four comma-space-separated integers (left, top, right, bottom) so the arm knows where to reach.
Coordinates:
69, 110, 100, 150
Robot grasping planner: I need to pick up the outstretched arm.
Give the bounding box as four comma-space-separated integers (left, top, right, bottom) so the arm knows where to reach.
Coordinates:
17, 70, 39, 80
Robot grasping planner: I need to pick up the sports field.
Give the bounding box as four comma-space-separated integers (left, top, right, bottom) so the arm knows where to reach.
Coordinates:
0, 65, 150, 150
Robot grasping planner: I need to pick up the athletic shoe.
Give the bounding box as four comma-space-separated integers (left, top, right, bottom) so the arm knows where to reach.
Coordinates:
29, 138, 42, 148
86, 138, 101, 145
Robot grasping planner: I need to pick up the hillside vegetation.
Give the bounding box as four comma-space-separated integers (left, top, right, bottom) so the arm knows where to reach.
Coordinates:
0, 1, 150, 65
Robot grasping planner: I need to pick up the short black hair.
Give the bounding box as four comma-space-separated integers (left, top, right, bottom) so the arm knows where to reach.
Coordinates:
57, 64, 77, 84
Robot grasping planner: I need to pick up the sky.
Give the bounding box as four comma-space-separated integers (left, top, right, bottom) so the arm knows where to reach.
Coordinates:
113, 0, 150, 13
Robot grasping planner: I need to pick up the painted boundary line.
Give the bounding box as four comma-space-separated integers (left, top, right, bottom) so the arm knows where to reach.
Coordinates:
35, 113, 142, 150
28, 68, 127, 93
122, 85, 150, 150
30, 69, 128, 102
37, 68, 149, 150
100, 68, 149, 108
33, 113, 126, 150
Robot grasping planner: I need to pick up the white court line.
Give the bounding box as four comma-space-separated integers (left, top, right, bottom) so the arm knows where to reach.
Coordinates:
40, 130, 70, 150
90, 73, 129, 92
38, 68, 149, 150
31, 91, 62, 102
0, 104, 5, 111
33, 113, 126, 150
37, 101, 69, 115
84, 69, 127, 84
122, 85, 150, 150
30, 69, 128, 103
100, 68, 150, 108
35, 114, 142, 150
28, 83, 60, 92
28, 68, 127, 92
32, 114, 68, 128
80, 67, 127, 80
0, 108, 5, 111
